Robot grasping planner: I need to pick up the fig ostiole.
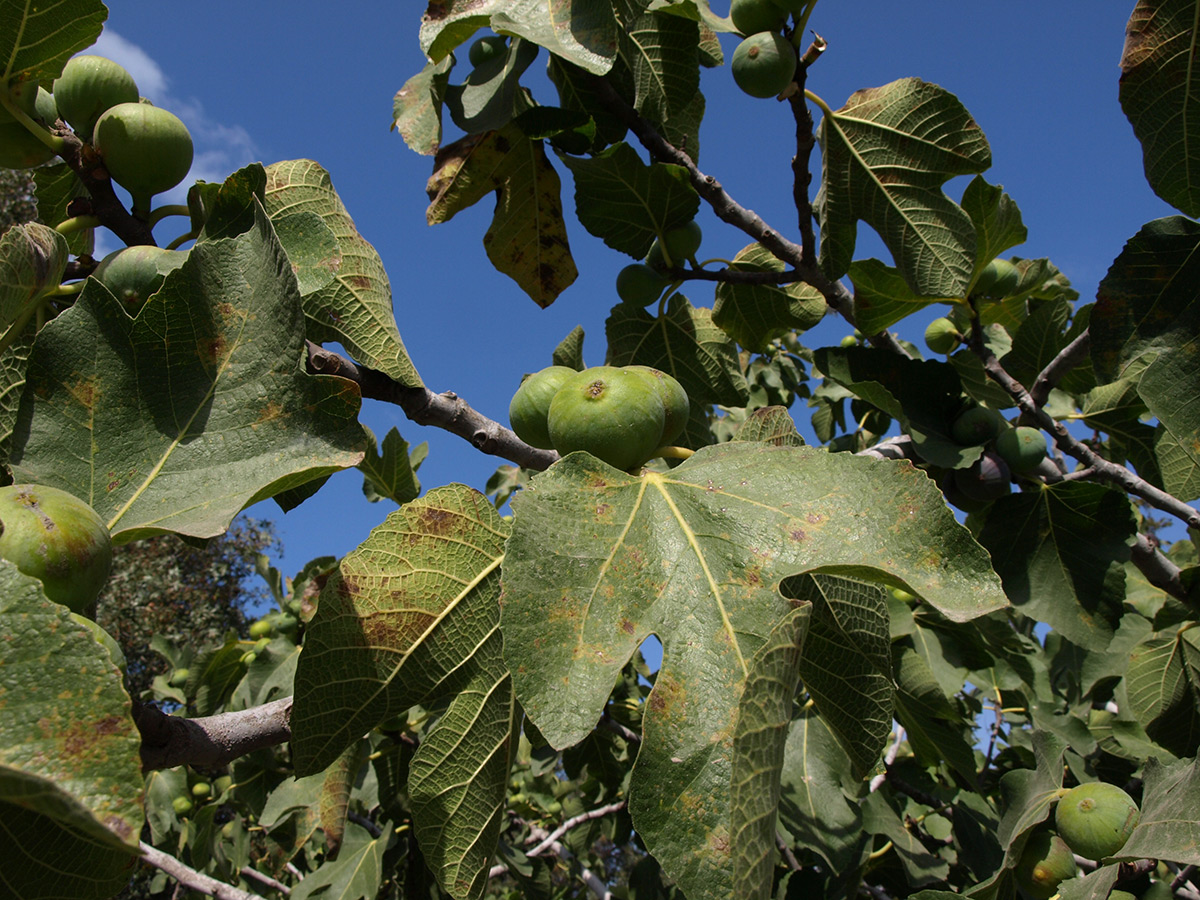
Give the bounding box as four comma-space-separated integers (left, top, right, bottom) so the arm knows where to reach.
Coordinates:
547, 366, 666, 472
0, 484, 112, 615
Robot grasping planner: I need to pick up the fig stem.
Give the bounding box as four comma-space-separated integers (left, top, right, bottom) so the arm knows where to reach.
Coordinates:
55, 215, 101, 235
165, 230, 197, 250
148, 204, 190, 227
0, 90, 66, 153
656, 446, 694, 460
803, 88, 833, 117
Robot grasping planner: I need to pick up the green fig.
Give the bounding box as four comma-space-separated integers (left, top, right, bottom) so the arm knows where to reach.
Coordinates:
52, 55, 139, 141
731, 32, 796, 99
509, 365, 578, 450
995, 426, 1047, 475
1015, 828, 1078, 900
547, 366, 666, 471
1055, 782, 1140, 861
94, 101, 194, 212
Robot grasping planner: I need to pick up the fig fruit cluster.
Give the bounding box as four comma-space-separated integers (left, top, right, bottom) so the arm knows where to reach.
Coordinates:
54, 54, 194, 214
616, 220, 703, 306
509, 365, 689, 471
729, 0, 800, 98
944, 406, 1047, 507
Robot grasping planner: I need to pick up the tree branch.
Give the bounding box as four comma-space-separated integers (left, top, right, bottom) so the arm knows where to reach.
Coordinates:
1131, 533, 1198, 608
140, 842, 258, 900
1029, 329, 1091, 408
135, 696, 293, 771
305, 341, 559, 471
525, 800, 627, 859
52, 125, 156, 248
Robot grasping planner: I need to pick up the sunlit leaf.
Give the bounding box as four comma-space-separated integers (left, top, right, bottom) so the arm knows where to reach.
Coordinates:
1125, 628, 1200, 757
288, 822, 391, 900
0, 0, 105, 84
393, 56, 453, 156
358, 425, 424, 505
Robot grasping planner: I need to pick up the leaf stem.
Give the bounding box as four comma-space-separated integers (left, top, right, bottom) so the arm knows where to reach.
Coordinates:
148, 204, 191, 227
55, 215, 100, 235
656, 445, 694, 460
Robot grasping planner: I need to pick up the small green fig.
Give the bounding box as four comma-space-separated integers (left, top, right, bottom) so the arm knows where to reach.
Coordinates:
1015, 828, 1078, 900
995, 426, 1047, 475
0, 484, 112, 614
468, 35, 507, 67
248, 618, 274, 639
951, 406, 1006, 446
975, 258, 1020, 298
924, 317, 962, 354
616, 263, 670, 306
509, 365, 578, 450
191, 781, 212, 799
168, 667, 190, 688
646, 221, 703, 270
1054, 782, 1140, 861
628, 365, 689, 446
94, 101, 194, 212
547, 366, 666, 471
93, 245, 188, 312
52, 55, 139, 141
731, 32, 797, 99
730, 0, 787, 36
171, 795, 194, 816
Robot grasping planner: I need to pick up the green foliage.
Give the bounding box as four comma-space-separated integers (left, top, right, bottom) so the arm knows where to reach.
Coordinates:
4, 3, 1200, 900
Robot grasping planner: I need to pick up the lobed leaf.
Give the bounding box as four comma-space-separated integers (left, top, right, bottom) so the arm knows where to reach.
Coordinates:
712, 243, 825, 352
0, 0, 105, 85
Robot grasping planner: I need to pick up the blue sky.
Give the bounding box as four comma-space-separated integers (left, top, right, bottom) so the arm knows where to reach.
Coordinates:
86, 2, 1178, 580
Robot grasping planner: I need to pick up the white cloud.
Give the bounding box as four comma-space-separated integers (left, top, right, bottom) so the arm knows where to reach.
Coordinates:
76, 31, 260, 220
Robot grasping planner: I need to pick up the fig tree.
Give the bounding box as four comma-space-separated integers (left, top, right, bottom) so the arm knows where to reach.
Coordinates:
995, 426, 1047, 475
0, 484, 112, 614
730, 0, 787, 36
93, 245, 188, 312
924, 317, 962, 354
951, 406, 1006, 446
629, 366, 689, 446
1015, 828, 1078, 900
93, 101, 194, 213
975, 258, 1020, 298
509, 365, 578, 449
468, 35, 507, 67
52, 55, 139, 141
1054, 782, 1140, 861
547, 366, 666, 471
731, 32, 797, 99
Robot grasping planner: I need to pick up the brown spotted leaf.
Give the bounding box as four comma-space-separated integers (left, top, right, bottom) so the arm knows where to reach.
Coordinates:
502, 442, 1006, 900
8, 202, 366, 542
0, 561, 142, 899
292, 485, 515, 900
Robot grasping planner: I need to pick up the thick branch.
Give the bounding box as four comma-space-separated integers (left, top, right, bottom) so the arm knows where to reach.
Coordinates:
306, 342, 558, 471
1029, 329, 1091, 408
975, 345, 1200, 530
135, 696, 293, 770
140, 842, 257, 900
52, 125, 155, 248
1131, 533, 1198, 608
526, 801, 627, 859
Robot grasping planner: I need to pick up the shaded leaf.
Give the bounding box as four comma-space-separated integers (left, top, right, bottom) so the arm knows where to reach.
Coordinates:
559, 141, 699, 258
503, 443, 1006, 899
977, 483, 1136, 650
289, 822, 391, 900
9, 204, 367, 541
358, 425, 425, 505
1125, 627, 1200, 757
893, 643, 979, 786
816, 78, 991, 296
961, 175, 1028, 274
862, 791, 950, 886
712, 243, 825, 352
272, 210, 340, 296
0, 562, 142, 900
0, 0, 105, 85
551, 323, 586, 370
33, 163, 92, 255
606, 292, 748, 406
264, 160, 423, 387
1119, 0, 1200, 216
292, 485, 514, 900
849, 257, 953, 336
1113, 755, 1200, 866
444, 37, 539, 135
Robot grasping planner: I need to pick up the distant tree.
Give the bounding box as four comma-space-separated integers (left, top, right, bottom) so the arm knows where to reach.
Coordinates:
0, 167, 36, 231
97, 517, 280, 698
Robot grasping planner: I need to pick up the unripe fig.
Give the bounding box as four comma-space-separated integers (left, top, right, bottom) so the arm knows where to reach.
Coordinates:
951, 406, 1006, 446
0, 484, 112, 614
953, 451, 1011, 503
995, 426, 1047, 475
168, 667, 190, 687
248, 618, 274, 639
93, 245, 188, 313
509, 365, 578, 449
840, 335, 859, 347
53, 55, 139, 141
94, 101, 194, 212
924, 317, 962, 354
1054, 782, 1140, 861
975, 258, 1020, 298
1015, 828, 1078, 900
468, 35, 507, 67
191, 781, 212, 799
731, 32, 797, 99
730, 0, 787, 36
171, 795, 194, 816
548, 365, 666, 471
628, 366, 689, 446
616, 263, 670, 306
213, 775, 233, 795
646, 221, 703, 270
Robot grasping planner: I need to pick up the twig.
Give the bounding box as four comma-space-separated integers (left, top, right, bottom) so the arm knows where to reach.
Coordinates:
855, 435, 916, 462
525, 801, 627, 859
488, 818, 615, 900
140, 842, 257, 900
974, 344, 1200, 530
778, 832, 802, 872
348, 811, 383, 838
860, 883, 893, 900
869, 728, 905, 792
240, 865, 291, 895
787, 34, 824, 266
1029, 329, 1091, 408
52, 127, 156, 247
134, 697, 292, 771
305, 342, 559, 472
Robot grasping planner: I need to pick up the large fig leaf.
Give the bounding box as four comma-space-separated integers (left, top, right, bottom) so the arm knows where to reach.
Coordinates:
1120, 0, 1200, 216
713, 243, 825, 352
9, 203, 367, 542
426, 126, 577, 307
263, 160, 423, 387
1093, 216, 1200, 500
1124, 627, 1200, 757
816, 78, 991, 297
0, 562, 142, 900
559, 141, 699, 259
1113, 755, 1200, 866
1, 0, 104, 85
292, 485, 515, 900
502, 442, 1006, 900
